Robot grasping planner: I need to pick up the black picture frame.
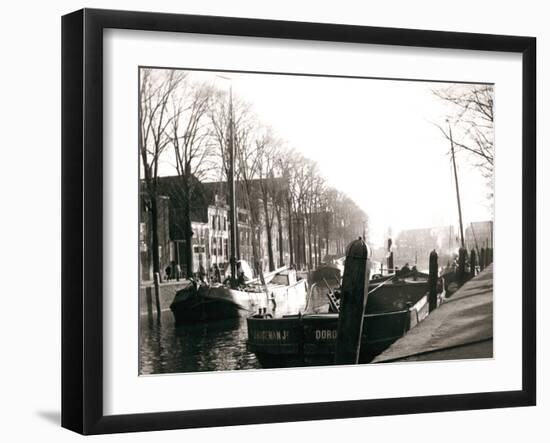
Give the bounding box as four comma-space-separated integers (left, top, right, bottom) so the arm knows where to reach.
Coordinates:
61, 8, 536, 435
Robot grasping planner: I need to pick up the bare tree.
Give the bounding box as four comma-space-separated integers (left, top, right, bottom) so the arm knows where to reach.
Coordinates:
309, 173, 326, 268
139, 68, 185, 280
278, 148, 297, 267
287, 153, 308, 269
302, 160, 323, 270
209, 90, 254, 182
169, 80, 215, 277
320, 188, 338, 258
207, 83, 369, 274
434, 84, 495, 192
271, 150, 291, 267
209, 90, 255, 261
255, 129, 282, 271
234, 116, 265, 275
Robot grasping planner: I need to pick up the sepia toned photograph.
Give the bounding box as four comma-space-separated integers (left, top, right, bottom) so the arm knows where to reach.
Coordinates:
138, 67, 494, 375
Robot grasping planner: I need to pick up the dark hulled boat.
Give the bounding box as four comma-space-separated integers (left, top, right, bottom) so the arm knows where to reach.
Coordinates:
246, 273, 444, 367
311, 256, 345, 286
170, 268, 308, 325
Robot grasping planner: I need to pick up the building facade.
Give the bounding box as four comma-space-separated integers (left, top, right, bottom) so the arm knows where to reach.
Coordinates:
140, 175, 367, 281
394, 225, 457, 270
139, 194, 172, 281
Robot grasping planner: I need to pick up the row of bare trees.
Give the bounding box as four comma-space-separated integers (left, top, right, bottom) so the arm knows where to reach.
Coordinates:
139, 68, 367, 278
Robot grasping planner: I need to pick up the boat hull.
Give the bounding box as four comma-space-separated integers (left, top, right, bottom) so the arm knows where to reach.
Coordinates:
247, 294, 430, 367
170, 278, 308, 325
311, 263, 344, 286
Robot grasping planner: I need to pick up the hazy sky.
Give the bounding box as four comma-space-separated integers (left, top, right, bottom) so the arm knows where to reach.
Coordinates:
156, 69, 493, 248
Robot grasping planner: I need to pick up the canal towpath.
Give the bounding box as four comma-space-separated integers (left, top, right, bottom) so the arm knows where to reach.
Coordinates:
373, 264, 493, 363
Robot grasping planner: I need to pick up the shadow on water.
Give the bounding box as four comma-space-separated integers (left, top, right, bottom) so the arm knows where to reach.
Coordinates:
139, 311, 260, 374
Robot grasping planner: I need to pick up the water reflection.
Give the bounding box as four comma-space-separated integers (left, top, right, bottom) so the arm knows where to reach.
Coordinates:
139, 284, 330, 375
139, 311, 260, 374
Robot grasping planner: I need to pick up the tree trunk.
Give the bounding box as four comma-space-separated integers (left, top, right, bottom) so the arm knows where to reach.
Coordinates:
307, 212, 313, 270
301, 215, 307, 270
235, 219, 240, 260
325, 219, 330, 258
314, 227, 319, 268
287, 198, 294, 267
297, 217, 303, 269
150, 194, 161, 281
183, 183, 194, 278
263, 197, 275, 271
275, 206, 284, 267
250, 220, 261, 276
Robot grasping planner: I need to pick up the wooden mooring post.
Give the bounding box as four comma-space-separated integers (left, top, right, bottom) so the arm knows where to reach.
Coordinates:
428, 250, 438, 312
335, 238, 371, 365
470, 249, 477, 278
458, 247, 467, 285
153, 272, 161, 322
145, 286, 153, 319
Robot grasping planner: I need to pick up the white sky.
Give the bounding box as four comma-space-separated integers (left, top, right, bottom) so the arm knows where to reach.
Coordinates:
156, 69, 493, 248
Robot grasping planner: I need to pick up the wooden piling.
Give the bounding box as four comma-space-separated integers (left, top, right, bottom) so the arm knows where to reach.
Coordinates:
458, 247, 467, 285
428, 250, 438, 312
335, 238, 370, 365
154, 272, 161, 321
145, 286, 153, 319
470, 249, 477, 278
479, 247, 485, 271
387, 251, 394, 274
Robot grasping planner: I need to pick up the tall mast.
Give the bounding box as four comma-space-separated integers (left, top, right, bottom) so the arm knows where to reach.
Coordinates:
228, 86, 238, 285
448, 120, 465, 249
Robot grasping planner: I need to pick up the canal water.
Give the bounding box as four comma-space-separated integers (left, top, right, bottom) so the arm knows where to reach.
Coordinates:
139, 285, 331, 375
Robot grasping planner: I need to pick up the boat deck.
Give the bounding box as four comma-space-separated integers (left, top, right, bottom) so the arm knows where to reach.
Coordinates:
373, 264, 493, 363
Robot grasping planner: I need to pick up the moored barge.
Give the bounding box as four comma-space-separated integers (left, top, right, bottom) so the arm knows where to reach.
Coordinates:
247, 273, 444, 367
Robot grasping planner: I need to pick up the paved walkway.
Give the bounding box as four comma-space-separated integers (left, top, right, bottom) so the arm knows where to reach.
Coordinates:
373, 264, 493, 363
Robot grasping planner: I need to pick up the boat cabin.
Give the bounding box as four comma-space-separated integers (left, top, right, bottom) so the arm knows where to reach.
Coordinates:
271, 269, 298, 286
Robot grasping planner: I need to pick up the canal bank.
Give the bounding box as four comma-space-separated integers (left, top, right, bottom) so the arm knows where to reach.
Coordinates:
139, 279, 191, 316
373, 264, 493, 363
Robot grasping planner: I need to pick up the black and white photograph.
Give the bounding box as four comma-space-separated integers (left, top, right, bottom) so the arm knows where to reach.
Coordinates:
138, 67, 494, 374
0, 0, 546, 440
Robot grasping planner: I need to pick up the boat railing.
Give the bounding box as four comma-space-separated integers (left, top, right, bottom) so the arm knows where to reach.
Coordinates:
304, 281, 320, 313
366, 273, 400, 296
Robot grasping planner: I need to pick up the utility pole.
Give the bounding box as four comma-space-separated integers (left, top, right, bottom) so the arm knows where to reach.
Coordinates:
448, 120, 465, 249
